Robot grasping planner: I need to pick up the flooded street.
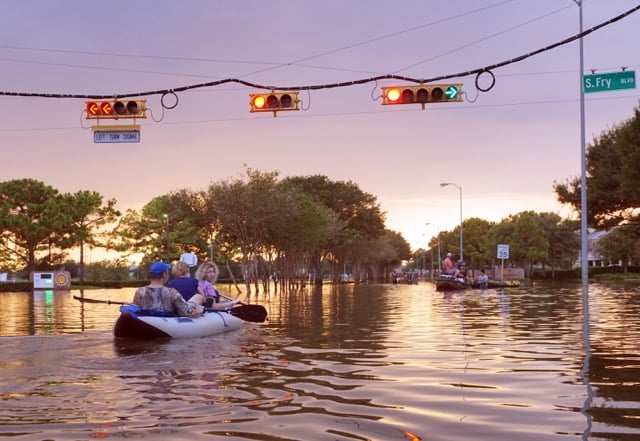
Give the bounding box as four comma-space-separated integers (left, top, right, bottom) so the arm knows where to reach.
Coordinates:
1, 282, 639, 440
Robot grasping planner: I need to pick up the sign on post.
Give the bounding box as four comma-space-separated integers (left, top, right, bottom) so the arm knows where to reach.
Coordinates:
497, 244, 510, 259
583, 71, 636, 93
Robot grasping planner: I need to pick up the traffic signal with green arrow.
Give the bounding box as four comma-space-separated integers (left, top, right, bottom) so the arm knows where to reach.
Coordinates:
381, 84, 463, 108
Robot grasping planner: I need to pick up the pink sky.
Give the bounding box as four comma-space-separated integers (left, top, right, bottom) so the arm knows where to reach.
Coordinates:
1, 0, 639, 252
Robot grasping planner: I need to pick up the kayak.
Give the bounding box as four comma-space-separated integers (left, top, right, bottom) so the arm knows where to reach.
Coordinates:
435, 276, 469, 291
471, 279, 520, 289
113, 304, 244, 339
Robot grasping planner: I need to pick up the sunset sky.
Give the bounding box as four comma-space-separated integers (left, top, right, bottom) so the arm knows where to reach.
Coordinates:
1, 0, 639, 254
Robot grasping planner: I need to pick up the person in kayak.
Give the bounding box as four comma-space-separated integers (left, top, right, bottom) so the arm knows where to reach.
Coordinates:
194, 261, 241, 311
133, 261, 204, 318
167, 260, 202, 302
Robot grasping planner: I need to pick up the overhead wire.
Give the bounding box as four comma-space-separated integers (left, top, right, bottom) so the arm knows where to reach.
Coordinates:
0, 3, 638, 108
0, 0, 521, 81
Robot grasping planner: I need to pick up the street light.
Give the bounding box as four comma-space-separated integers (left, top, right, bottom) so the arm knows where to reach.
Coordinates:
440, 182, 463, 262
163, 214, 169, 262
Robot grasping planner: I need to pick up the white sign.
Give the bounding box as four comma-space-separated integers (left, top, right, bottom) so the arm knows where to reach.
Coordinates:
180, 252, 198, 267
94, 130, 140, 143
497, 244, 510, 259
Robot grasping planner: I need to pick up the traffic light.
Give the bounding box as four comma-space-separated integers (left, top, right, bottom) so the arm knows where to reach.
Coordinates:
381, 84, 463, 109
85, 99, 147, 119
249, 91, 299, 116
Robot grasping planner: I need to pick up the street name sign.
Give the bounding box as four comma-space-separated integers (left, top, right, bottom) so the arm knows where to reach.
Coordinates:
583, 71, 636, 93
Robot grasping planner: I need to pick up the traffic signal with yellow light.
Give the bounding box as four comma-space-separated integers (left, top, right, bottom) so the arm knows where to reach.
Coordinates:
249, 91, 299, 116
85, 99, 147, 119
381, 84, 463, 108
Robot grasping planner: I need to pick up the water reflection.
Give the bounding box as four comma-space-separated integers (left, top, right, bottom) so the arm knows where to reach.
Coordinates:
1, 283, 639, 440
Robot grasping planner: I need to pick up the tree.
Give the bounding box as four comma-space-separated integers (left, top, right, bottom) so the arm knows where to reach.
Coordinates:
283, 175, 386, 284
61, 190, 120, 284
538, 212, 580, 278
485, 211, 548, 277
554, 106, 640, 230
0, 179, 69, 272
597, 227, 640, 272
459, 217, 494, 269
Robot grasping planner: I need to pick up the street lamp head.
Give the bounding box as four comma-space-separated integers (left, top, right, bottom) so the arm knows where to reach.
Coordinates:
439, 182, 449, 187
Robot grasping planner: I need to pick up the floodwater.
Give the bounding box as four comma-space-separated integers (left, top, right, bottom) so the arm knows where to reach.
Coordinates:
1, 282, 639, 440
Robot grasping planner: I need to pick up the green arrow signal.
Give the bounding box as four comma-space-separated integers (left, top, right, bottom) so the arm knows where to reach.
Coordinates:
445, 85, 459, 100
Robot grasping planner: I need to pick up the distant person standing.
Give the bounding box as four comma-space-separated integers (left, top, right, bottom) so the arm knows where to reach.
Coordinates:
477, 269, 489, 289
443, 253, 454, 274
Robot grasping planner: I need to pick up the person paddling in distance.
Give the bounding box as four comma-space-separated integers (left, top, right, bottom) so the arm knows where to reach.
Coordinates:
194, 261, 241, 311
167, 260, 203, 302
453, 261, 468, 284
132, 261, 204, 318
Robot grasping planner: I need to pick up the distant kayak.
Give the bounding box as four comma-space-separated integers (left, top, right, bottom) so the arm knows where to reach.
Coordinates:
470, 279, 520, 289
435, 276, 469, 291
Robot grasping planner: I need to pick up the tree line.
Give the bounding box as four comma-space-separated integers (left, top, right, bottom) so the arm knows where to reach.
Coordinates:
0, 169, 411, 291
2, 105, 640, 285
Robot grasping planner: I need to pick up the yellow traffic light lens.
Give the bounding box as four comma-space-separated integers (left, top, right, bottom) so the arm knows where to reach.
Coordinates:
253, 96, 266, 109
387, 88, 401, 103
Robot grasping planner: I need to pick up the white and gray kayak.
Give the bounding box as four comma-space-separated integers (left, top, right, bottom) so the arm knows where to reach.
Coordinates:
113, 304, 244, 339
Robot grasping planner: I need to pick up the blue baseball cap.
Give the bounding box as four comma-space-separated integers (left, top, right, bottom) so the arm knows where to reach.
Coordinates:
149, 261, 171, 277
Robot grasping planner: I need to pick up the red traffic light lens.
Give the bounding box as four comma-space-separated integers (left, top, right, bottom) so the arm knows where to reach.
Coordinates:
86, 101, 99, 115
99, 101, 113, 115
401, 89, 414, 103
266, 94, 279, 108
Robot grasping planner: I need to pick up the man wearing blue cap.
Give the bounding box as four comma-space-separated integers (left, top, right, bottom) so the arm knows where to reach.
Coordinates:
132, 261, 204, 317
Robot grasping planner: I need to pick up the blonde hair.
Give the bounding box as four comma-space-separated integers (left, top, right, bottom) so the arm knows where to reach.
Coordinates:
171, 260, 190, 277
195, 261, 219, 282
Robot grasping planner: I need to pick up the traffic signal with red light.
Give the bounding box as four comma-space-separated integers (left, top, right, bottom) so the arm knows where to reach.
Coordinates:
249, 91, 299, 116
381, 84, 463, 108
85, 99, 147, 119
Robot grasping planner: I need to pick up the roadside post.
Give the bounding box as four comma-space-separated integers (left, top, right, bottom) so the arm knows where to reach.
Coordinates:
497, 244, 510, 281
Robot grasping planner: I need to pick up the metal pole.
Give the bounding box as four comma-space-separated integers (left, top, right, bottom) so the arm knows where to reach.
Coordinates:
458, 186, 463, 262
430, 247, 434, 281
574, 2, 593, 438
440, 183, 463, 261
163, 214, 170, 262
437, 234, 441, 274
575, 1, 588, 296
